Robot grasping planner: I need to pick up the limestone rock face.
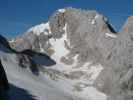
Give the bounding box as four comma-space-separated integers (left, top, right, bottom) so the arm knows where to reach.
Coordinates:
13, 8, 133, 100
121, 16, 133, 33
95, 16, 133, 100
8, 8, 117, 99
12, 8, 116, 64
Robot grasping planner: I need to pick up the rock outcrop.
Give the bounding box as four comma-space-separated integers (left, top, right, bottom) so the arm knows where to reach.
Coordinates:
95, 16, 133, 100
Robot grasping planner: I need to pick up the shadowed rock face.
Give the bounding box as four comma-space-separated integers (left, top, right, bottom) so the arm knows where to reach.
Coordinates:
15, 49, 56, 75
0, 60, 10, 100
17, 49, 56, 75
9, 84, 37, 100
21, 49, 56, 66
0, 60, 9, 90
0, 35, 16, 53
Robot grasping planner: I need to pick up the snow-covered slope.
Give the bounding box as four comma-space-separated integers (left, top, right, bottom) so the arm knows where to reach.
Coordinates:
4, 55, 106, 100
0, 34, 82, 100
2, 54, 82, 100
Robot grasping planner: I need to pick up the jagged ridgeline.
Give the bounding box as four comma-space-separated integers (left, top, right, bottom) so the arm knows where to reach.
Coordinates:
6, 7, 133, 100
11, 7, 116, 63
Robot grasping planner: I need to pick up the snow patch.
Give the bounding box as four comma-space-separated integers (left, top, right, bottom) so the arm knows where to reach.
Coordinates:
39, 42, 45, 53
50, 33, 69, 61
58, 9, 66, 13
95, 14, 100, 19
91, 19, 96, 25
87, 64, 103, 82
67, 62, 103, 84
9, 39, 15, 43
49, 23, 69, 62
105, 33, 117, 38
74, 86, 107, 100
28, 22, 51, 36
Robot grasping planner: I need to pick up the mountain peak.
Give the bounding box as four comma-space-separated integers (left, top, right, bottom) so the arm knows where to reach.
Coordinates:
28, 22, 51, 36
121, 16, 133, 33
58, 8, 66, 13
6, 7, 133, 100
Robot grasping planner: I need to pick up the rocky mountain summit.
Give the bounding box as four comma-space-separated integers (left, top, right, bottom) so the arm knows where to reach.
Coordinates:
11, 7, 117, 63
8, 7, 133, 100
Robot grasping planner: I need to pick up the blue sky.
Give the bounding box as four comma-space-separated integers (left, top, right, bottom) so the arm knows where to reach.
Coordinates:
0, 0, 132, 38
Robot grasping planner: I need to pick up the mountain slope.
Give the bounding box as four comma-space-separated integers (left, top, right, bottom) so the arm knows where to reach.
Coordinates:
0, 34, 83, 100
8, 7, 133, 100
10, 7, 115, 100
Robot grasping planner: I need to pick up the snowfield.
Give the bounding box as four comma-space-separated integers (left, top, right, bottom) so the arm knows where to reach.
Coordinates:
0, 52, 82, 100
0, 49, 107, 100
